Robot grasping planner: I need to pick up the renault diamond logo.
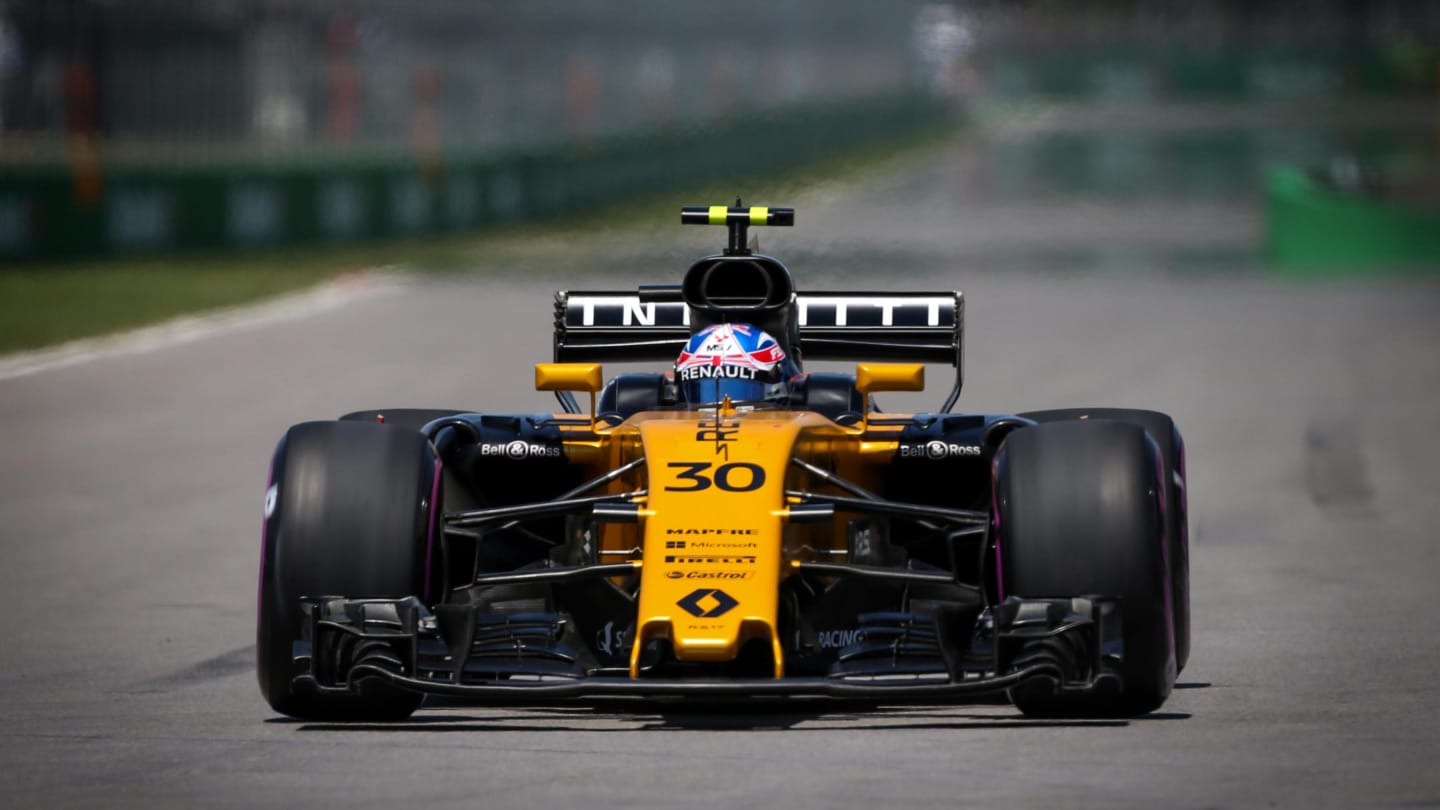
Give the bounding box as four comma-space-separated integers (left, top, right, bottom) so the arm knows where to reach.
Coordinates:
676, 588, 739, 618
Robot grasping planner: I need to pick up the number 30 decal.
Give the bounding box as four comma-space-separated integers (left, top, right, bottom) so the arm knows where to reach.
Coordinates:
664, 461, 766, 492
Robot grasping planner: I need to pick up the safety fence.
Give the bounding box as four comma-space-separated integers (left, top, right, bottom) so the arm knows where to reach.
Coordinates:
975, 126, 1433, 201
971, 48, 1438, 102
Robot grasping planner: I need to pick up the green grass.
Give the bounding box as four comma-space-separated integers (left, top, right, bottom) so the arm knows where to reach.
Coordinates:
0, 125, 957, 356
0, 259, 333, 354
0, 236, 496, 354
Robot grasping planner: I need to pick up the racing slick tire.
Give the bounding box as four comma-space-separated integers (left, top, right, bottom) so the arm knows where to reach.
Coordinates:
1018, 408, 1190, 672
257, 420, 440, 721
995, 420, 1174, 717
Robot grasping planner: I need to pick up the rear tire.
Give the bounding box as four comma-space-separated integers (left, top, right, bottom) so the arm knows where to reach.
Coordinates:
1018, 408, 1189, 672
995, 420, 1175, 717
257, 421, 439, 721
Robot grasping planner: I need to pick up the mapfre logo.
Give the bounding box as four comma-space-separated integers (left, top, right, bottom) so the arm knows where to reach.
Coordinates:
480, 440, 562, 460
899, 440, 982, 460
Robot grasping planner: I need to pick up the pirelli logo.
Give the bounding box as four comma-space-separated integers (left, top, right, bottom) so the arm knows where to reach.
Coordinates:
664, 554, 757, 565
564, 294, 956, 329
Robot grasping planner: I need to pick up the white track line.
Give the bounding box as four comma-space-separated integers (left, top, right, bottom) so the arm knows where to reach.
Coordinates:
0, 270, 406, 383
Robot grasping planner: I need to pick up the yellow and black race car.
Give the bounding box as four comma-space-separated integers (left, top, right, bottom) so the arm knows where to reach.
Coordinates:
257, 203, 1190, 720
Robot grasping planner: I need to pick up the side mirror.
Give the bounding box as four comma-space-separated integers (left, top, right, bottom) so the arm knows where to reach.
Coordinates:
535, 362, 603, 393
855, 363, 924, 429
535, 363, 603, 422
855, 363, 924, 395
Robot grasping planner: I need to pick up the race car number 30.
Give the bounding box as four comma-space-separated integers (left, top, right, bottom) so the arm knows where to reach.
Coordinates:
664, 461, 765, 492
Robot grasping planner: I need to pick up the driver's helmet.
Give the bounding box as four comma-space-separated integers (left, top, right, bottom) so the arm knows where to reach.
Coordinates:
675, 322, 791, 407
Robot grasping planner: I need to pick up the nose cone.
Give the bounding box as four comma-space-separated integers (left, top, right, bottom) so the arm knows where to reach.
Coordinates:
628, 410, 825, 676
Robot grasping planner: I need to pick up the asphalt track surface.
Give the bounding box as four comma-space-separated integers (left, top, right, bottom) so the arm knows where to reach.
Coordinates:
3, 141, 1440, 809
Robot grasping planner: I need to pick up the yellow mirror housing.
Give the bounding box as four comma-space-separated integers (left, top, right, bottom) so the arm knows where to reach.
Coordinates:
534, 363, 604, 393
855, 363, 925, 394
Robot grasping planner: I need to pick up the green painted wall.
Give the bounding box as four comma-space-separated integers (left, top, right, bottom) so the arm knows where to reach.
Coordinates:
0, 94, 951, 262
1266, 167, 1440, 272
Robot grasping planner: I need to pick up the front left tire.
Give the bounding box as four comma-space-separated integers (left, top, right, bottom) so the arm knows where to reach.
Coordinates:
257, 420, 440, 721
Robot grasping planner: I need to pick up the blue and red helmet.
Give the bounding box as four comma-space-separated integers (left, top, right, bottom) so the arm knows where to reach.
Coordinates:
675, 322, 791, 406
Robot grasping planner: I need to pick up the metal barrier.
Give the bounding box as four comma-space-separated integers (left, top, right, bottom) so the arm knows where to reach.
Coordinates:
0, 94, 952, 261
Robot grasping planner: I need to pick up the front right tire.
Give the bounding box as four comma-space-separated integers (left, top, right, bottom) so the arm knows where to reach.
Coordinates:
1018, 407, 1189, 672
994, 419, 1175, 717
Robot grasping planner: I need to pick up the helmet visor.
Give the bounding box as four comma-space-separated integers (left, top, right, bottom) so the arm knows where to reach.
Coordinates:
678, 374, 783, 407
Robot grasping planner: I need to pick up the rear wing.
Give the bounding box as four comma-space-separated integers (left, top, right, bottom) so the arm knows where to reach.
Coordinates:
553, 290, 966, 410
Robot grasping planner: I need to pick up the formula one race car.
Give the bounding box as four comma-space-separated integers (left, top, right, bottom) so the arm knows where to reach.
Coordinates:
257, 203, 1190, 720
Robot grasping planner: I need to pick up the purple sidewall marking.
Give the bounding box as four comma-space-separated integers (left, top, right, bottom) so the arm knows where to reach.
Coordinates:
990, 459, 1003, 602
422, 458, 443, 603
1153, 442, 1176, 679
257, 465, 275, 630
1178, 438, 1189, 548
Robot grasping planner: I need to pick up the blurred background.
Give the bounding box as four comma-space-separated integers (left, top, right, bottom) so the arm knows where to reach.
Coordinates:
0, 0, 930, 153
6, 4, 1440, 805
0, 0, 1438, 339
2, 1, 1435, 152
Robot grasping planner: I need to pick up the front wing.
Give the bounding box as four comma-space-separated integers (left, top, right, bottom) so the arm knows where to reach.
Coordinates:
289, 593, 1126, 702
